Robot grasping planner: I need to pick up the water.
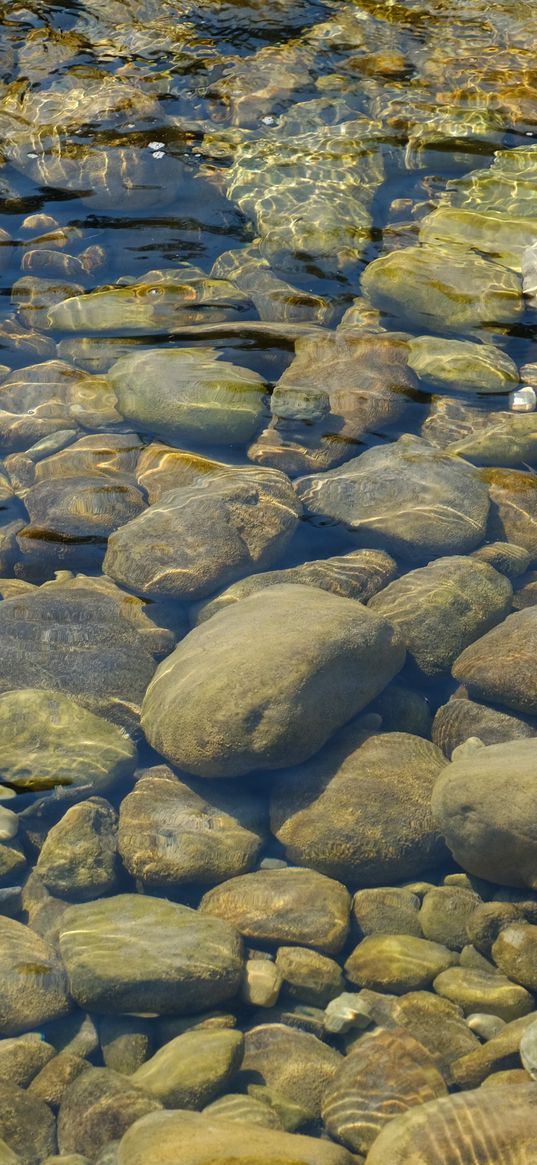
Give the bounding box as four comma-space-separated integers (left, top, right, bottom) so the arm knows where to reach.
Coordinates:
1, 0, 537, 1161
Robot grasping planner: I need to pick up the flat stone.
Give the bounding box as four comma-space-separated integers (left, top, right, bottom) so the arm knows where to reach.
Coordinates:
433, 966, 534, 1022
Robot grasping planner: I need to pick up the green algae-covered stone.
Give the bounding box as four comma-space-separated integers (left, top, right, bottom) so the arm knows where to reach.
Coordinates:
131, 1029, 244, 1109
365, 1084, 537, 1165
0, 918, 71, 1035
361, 244, 523, 333
109, 348, 266, 446
0, 689, 135, 793
141, 584, 404, 778
295, 436, 490, 561
369, 555, 512, 675
345, 934, 457, 994
433, 966, 534, 1022
418, 206, 537, 272
433, 697, 537, 759
238, 1023, 341, 1124
408, 335, 519, 394
321, 1027, 447, 1154
59, 894, 244, 1015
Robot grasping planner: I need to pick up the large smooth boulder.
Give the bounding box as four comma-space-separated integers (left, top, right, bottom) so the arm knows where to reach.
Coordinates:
369, 555, 512, 675
118, 767, 266, 887
199, 868, 350, 954
431, 738, 537, 888
271, 726, 447, 886
365, 1083, 537, 1165
117, 1110, 356, 1165
58, 895, 244, 1014
141, 584, 405, 778
452, 608, 537, 715
109, 348, 266, 445
295, 436, 490, 562
0, 918, 71, 1035
103, 466, 301, 600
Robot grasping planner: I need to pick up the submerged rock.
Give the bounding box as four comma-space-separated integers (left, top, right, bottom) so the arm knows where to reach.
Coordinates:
368, 555, 512, 675
117, 1109, 355, 1165
433, 697, 537, 758
109, 348, 266, 446
270, 726, 447, 885
295, 436, 490, 561
0, 917, 71, 1035
431, 738, 537, 889
408, 335, 519, 394
141, 584, 405, 777
321, 1027, 447, 1154
238, 1023, 341, 1124
59, 894, 244, 1015
118, 767, 265, 887
365, 1084, 537, 1165
361, 244, 523, 334
199, 868, 350, 954
104, 467, 300, 600
452, 607, 537, 715
248, 332, 417, 474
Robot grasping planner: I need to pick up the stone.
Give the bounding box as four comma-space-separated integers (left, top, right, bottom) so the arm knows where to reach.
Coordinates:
118, 767, 265, 888
57, 1068, 162, 1160
472, 542, 531, 579
35, 799, 118, 899
200, 868, 350, 955
368, 683, 433, 737
447, 413, 537, 468
408, 335, 519, 394
361, 244, 523, 333
493, 924, 537, 991
450, 1014, 537, 1089
98, 1018, 153, 1077
28, 1050, 90, 1109
237, 1023, 341, 1125
271, 726, 446, 886
431, 739, 537, 888
353, 888, 423, 939
483, 468, 537, 559
432, 698, 537, 758
117, 1110, 356, 1165
109, 348, 266, 446
104, 467, 301, 601
295, 436, 489, 562
59, 894, 244, 1014
390, 992, 479, 1076
248, 332, 416, 475
0, 690, 136, 795
0, 1036, 55, 1087
43, 1012, 99, 1060
0, 918, 70, 1035
0, 360, 121, 451
194, 548, 397, 624
345, 935, 458, 994
368, 556, 512, 676
242, 960, 282, 1008
466, 903, 527, 956
0, 578, 173, 730
468, 1014, 506, 1041
419, 887, 482, 950
0, 1083, 56, 1165
433, 967, 534, 1022
321, 1027, 447, 1154
419, 206, 537, 272
131, 1030, 244, 1109
365, 1083, 537, 1165
203, 1093, 283, 1128
275, 947, 344, 1008
520, 1020, 537, 1079
141, 584, 404, 778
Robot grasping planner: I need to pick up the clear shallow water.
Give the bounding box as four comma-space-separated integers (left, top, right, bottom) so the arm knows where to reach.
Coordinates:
1, 1, 537, 1162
